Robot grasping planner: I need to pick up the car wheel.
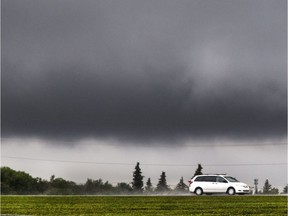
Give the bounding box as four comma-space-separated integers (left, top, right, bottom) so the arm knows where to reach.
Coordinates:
195, 188, 203, 196
227, 187, 235, 195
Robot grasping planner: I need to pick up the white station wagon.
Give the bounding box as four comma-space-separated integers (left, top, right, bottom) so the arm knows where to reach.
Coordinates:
188, 174, 250, 195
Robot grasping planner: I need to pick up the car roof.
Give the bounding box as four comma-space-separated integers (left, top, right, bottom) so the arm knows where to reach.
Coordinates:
196, 174, 227, 176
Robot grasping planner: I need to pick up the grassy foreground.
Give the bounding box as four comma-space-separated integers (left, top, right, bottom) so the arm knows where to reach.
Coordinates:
1, 195, 287, 216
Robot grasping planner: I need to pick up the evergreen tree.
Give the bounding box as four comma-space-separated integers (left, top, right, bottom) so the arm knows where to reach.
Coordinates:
263, 179, 272, 194
283, 184, 288, 194
156, 172, 169, 193
145, 178, 153, 193
175, 176, 188, 192
192, 164, 203, 178
132, 162, 144, 193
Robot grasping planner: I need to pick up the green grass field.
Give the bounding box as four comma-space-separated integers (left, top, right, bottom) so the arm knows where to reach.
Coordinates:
1, 195, 287, 215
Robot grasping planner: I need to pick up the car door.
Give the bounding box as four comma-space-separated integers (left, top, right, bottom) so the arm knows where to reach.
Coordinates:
203, 176, 217, 192
215, 176, 229, 192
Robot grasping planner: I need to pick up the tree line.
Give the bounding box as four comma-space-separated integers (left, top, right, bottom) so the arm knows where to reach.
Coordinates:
1, 164, 287, 195
0, 163, 194, 195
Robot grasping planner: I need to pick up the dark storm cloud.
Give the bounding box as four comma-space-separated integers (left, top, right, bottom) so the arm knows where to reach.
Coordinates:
2, 0, 287, 143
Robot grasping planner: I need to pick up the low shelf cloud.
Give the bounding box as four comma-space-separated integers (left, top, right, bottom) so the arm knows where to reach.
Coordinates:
2, 0, 286, 144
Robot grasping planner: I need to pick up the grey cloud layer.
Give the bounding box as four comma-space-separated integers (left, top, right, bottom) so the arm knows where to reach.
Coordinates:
2, 0, 286, 142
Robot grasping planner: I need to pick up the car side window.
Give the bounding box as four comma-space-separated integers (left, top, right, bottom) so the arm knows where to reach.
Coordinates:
205, 176, 216, 182
201, 176, 209, 182
217, 177, 228, 183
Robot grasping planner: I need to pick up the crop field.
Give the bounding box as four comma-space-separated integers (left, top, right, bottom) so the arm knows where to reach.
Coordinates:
1, 195, 287, 216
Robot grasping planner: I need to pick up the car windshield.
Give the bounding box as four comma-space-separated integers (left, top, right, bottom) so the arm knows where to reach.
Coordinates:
224, 176, 239, 182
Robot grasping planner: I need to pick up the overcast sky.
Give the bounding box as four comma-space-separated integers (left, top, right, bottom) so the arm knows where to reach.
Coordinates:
1, 0, 287, 189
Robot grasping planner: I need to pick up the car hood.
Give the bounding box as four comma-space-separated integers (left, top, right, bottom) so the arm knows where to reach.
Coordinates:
231, 182, 249, 187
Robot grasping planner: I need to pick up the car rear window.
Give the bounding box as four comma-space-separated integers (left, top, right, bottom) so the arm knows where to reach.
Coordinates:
194, 176, 205, 181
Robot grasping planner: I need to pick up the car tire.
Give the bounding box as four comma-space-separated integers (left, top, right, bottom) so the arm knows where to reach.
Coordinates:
227, 187, 235, 195
195, 188, 203, 196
